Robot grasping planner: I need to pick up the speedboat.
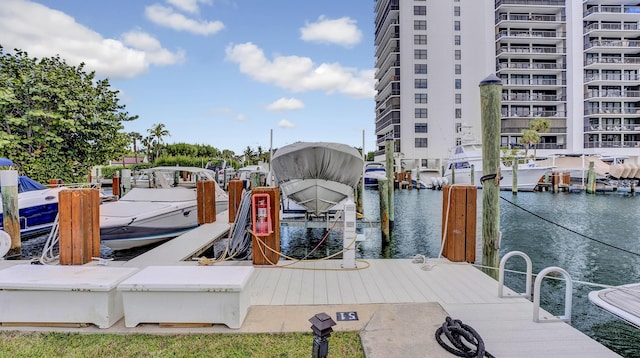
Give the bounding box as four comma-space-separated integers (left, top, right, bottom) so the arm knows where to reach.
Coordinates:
271, 142, 364, 216
99, 166, 228, 250
0, 175, 66, 238
589, 282, 640, 328
444, 142, 554, 191
410, 167, 443, 189
364, 162, 386, 188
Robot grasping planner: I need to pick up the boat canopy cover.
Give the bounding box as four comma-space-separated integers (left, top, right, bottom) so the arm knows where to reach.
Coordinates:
0, 158, 12, 167
271, 142, 364, 215
271, 142, 363, 188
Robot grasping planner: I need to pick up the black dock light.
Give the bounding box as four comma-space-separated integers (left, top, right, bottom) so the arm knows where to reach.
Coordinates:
309, 312, 337, 358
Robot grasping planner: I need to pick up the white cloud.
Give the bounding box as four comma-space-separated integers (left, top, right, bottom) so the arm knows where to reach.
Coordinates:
166, 0, 211, 14
234, 114, 247, 121
121, 30, 185, 66
225, 42, 375, 99
145, 4, 224, 35
278, 119, 296, 128
300, 16, 362, 48
0, 0, 183, 79
267, 98, 305, 112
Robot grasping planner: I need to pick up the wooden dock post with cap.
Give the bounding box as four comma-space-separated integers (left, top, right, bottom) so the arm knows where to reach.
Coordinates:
480, 74, 502, 279
59, 188, 100, 265
196, 180, 216, 225
1, 170, 20, 257
385, 139, 394, 227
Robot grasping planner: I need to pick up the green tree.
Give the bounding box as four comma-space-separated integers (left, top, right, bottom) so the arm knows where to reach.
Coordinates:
128, 132, 143, 164
0, 47, 135, 183
147, 123, 170, 161
242, 146, 255, 165
529, 118, 550, 158
520, 129, 540, 159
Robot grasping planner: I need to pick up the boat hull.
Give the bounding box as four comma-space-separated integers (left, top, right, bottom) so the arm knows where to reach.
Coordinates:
445, 166, 550, 191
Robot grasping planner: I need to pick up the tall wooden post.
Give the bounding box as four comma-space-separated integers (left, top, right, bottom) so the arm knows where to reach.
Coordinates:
1, 170, 20, 258
250, 172, 261, 190
586, 161, 596, 194
385, 139, 394, 227
512, 159, 518, 194
480, 74, 502, 279
378, 179, 390, 245
228, 179, 244, 223
356, 178, 363, 214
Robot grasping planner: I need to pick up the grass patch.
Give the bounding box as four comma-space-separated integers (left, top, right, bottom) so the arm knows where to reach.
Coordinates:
0, 331, 364, 357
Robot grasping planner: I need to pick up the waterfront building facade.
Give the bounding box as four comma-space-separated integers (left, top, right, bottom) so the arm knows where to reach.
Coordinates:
374, 0, 640, 170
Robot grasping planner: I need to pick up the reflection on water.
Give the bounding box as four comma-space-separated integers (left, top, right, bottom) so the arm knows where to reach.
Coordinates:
282, 188, 640, 357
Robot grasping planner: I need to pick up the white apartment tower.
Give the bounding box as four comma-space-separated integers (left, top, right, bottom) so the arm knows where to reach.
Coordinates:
374, 0, 640, 168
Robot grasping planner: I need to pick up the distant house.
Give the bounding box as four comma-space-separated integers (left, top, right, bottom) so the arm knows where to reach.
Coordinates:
108, 156, 148, 166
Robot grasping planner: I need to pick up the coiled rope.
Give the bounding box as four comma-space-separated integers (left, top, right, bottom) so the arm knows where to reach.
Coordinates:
435, 316, 494, 358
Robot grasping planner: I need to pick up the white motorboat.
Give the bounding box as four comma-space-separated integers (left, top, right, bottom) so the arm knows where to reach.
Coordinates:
100, 166, 228, 250
589, 282, 640, 328
364, 162, 386, 188
271, 142, 364, 216
444, 142, 554, 191
410, 167, 444, 189
0, 175, 67, 238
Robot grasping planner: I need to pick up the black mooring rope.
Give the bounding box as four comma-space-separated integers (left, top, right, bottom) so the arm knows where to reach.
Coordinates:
435, 316, 495, 358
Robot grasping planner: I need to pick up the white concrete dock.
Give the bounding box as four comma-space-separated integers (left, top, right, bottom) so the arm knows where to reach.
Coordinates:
0, 210, 622, 357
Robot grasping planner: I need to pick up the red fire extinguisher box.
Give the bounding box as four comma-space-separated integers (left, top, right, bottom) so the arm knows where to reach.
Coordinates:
251, 187, 280, 265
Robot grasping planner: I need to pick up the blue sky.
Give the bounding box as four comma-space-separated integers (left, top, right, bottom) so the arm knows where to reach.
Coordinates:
0, 0, 376, 155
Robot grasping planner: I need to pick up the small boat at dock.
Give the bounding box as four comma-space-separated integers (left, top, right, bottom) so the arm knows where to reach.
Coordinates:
363, 162, 385, 188
271, 142, 363, 216
100, 166, 228, 250
444, 142, 554, 191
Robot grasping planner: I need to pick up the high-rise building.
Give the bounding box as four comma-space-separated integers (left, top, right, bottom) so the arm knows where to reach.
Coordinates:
374, 0, 640, 170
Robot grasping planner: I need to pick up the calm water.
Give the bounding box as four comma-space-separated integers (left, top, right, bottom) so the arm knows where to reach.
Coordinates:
280, 188, 640, 358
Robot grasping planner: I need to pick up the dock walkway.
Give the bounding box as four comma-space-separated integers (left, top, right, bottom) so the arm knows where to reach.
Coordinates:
0, 213, 621, 357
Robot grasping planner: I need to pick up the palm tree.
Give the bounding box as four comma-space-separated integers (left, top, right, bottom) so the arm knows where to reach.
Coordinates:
147, 123, 170, 161
520, 129, 540, 159
529, 118, 550, 158
128, 132, 143, 164
242, 146, 255, 165
141, 136, 153, 162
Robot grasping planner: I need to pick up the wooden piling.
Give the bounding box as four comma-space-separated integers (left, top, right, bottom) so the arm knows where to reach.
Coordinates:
1, 170, 20, 257
587, 162, 596, 194
250, 172, 261, 190
48, 179, 62, 188
480, 74, 502, 279
356, 177, 363, 214
512, 160, 518, 194
59, 189, 100, 265
378, 179, 390, 245
251, 187, 280, 265
441, 185, 476, 263
385, 140, 394, 226
552, 172, 559, 193
228, 179, 244, 223
112, 171, 121, 197
196, 180, 217, 224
